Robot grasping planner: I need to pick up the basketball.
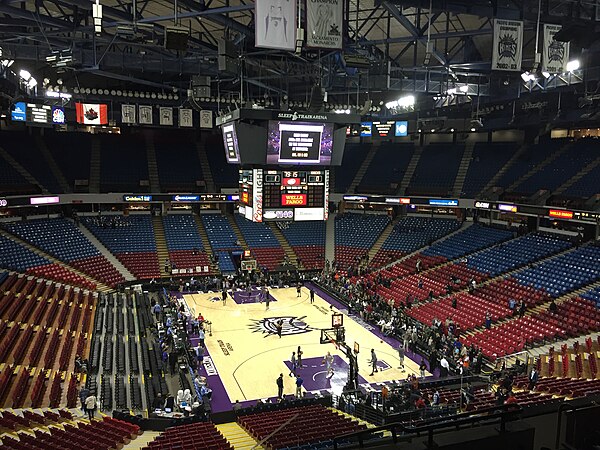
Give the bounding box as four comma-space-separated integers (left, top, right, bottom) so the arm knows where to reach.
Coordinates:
380, 340, 383, 343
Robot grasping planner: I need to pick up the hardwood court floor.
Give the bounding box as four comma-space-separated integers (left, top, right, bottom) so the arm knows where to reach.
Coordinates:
184, 287, 425, 402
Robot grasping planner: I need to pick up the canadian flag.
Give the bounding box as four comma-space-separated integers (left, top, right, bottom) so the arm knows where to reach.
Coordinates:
76, 103, 108, 125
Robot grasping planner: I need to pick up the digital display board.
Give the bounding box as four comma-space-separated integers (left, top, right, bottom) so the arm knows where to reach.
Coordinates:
549, 209, 574, 219
11, 102, 26, 122
372, 121, 395, 137
266, 121, 334, 165
429, 199, 459, 206
222, 123, 240, 163
27, 104, 51, 124
52, 106, 65, 124
395, 121, 408, 137
360, 122, 372, 137
498, 203, 518, 212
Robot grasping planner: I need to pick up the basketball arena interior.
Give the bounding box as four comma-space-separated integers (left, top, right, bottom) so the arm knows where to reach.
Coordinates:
1, 0, 600, 449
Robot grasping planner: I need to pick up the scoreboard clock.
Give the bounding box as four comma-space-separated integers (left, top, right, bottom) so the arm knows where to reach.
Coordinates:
239, 169, 329, 222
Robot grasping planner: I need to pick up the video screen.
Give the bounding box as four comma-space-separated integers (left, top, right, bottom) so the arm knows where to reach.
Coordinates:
222, 123, 240, 163
267, 121, 334, 165
395, 121, 408, 137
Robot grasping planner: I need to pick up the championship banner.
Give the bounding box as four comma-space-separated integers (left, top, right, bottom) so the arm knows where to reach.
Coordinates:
306, 0, 343, 49
75, 103, 108, 125
200, 110, 213, 129
139, 105, 153, 125
159, 107, 173, 126
491, 19, 523, 71
179, 108, 193, 127
255, 0, 296, 50
543, 24, 569, 74
121, 104, 136, 124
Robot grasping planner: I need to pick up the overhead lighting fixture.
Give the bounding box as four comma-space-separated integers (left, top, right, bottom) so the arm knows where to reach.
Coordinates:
470, 127, 476, 132
447, 88, 457, 95
542, 71, 551, 79
520, 71, 536, 82
19, 69, 31, 81
459, 85, 468, 93
566, 59, 580, 72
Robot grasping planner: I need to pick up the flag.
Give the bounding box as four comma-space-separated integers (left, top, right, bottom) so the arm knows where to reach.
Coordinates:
159, 107, 173, 126
543, 24, 569, 74
491, 19, 523, 72
139, 105, 153, 125
255, 0, 296, 50
76, 103, 108, 125
121, 104, 136, 124
306, 0, 343, 49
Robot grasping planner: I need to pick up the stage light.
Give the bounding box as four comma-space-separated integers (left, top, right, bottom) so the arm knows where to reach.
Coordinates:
27, 78, 37, 88
418, 128, 422, 133
134, 92, 139, 97
450, 128, 455, 132
116, 90, 122, 96
91, 88, 97, 94
470, 127, 476, 132
430, 128, 435, 133
173, 94, 179, 100
542, 71, 550, 78
85, 88, 91, 94
56, 78, 63, 85
520, 72, 535, 82
566, 59, 580, 72
167, 94, 173, 100
459, 85, 468, 93
73, 87, 80, 94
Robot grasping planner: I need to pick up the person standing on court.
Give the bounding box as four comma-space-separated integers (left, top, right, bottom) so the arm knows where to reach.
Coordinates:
309, 289, 315, 303
276, 319, 283, 338
369, 349, 378, 376
276, 373, 284, 400
222, 288, 227, 306
295, 374, 303, 398
296, 282, 302, 297
289, 351, 297, 376
398, 345, 405, 371
297, 346, 303, 368
265, 290, 270, 310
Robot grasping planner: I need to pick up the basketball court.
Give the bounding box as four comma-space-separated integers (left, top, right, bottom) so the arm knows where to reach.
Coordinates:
183, 286, 427, 408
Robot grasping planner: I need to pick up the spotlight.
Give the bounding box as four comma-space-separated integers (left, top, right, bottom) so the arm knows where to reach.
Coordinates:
91, 88, 97, 94
19, 69, 31, 81
459, 85, 468, 93
542, 71, 550, 79
57, 78, 63, 85
116, 90, 122, 96
470, 127, 476, 132
73, 87, 80, 94
566, 59, 580, 72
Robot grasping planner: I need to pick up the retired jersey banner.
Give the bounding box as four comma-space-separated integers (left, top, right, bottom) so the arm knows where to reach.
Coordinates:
200, 110, 213, 129
179, 108, 193, 128
159, 107, 173, 126
491, 19, 523, 71
255, 0, 296, 50
543, 24, 569, 74
76, 103, 108, 125
306, 0, 343, 49
121, 104, 136, 124
139, 105, 153, 125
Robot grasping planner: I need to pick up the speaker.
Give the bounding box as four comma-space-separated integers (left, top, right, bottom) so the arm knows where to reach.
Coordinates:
165, 26, 189, 51
554, 22, 600, 48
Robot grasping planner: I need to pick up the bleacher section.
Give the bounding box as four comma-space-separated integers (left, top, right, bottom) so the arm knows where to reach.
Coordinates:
201, 214, 242, 273
371, 217, 461, 267
512, 141, 599, 194
407, 143, 464, 196
206, 135, 238, 189
421, 224, 513, 260
238, 405, 367, 450
162, 215, 211, 274
280, 221, 326, 270
154, 132, 205, 192
465, 233, 572, 277
0, 234, 95, 289
0, 131, 62, 194
0, 274, 96, 408
357, 143, 415, 193
334, 143, 370, 192
44, 131, 92, 191
0, 157, 32, 195
4, 218, 125, 287
462, 142, 516, 197
334, 213, 389, 269
513, 245, 600, 297
99, 133, 149, 193
494, 140, 564, 190
582, 285, 600, 308
235, 215, 285, 270
143, 421, 232, 449
82, 215, 161, 280
562, 161, 600, 198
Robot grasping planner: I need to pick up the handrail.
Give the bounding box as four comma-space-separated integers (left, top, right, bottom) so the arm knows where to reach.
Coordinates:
333, 404, 523, 449
251, 412, 301, 450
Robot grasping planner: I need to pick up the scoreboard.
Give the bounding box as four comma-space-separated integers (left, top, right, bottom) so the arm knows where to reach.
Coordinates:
238, 169, 329, 222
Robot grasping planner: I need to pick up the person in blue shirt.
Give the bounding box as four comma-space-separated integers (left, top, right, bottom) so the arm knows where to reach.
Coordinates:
152, 303, 162, 322
295, 375, 303, 398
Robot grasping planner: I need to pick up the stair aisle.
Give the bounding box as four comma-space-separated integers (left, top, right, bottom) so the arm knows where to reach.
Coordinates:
552, 156, 600, 196
77, 223, 136, 282
453, 141, 475, 196
348, 143, 379, 193
152, 216, 170, 276
268, 222, 303, 269
196, 139, 215, 191
325, 212, 336, 264
193, 213, 217, 272
145, 133, 161, 193
367, 217, 396, 262
478, 144, 528, 198
89, 136, 101, 193
216, 422, 263, 450
399, 145, 423, 195
227, 214, 249, 249
35, 133, 72, 193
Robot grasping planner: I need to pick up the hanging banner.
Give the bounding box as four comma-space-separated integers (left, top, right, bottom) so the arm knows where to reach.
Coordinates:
255, 0, 296, 50
159, 107, 173, 126
491, 19, 523, 71
200, 110, 213, 129
121, 104, 136, 124
75, 103, 108, 125
306, 0, 343, 49
139, 105, 153, 125
543, 24, 569, 74
179, 108, 193, 127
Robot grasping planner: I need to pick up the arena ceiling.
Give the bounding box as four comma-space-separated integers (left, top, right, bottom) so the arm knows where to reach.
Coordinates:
0, 0, 599, 107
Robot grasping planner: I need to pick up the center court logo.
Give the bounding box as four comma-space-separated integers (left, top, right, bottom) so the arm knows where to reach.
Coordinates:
249, 316, 313, 337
